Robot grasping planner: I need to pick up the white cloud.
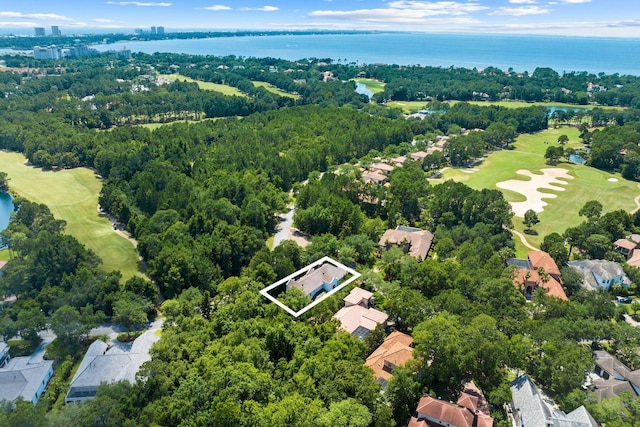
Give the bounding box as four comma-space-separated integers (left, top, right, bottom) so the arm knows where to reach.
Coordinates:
509, 0, 536, 3
0, 21, 37, 28
106, 2, 172, 6
0, 11, 74, 21
242, 6, 279, 12
203, 5, 231, 11
309, 1, 489, 24
490, 6, 550, 16
91, 18, 117, 23
561, 0, 591, 3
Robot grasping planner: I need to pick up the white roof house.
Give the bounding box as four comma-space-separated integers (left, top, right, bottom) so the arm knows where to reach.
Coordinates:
0, 347, 53, 404
65, 331, 159, 403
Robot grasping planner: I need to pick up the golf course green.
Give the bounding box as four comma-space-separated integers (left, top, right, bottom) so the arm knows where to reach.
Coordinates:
431, 127, 640, 255
0, 151, 143, 281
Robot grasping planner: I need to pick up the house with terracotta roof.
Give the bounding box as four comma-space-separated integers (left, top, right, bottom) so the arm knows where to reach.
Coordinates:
379, 226, 434, 261
390, 155, 408, 167
411, 389, 494, 427
508, 251, 567, 300
365, 331, 413, 388
410, 151, 429, 162
370, 162, 395, 175
590, 350, 640, 400
614, 238, 637, 259
333, 287, 388, 339
362, 170, 387, 186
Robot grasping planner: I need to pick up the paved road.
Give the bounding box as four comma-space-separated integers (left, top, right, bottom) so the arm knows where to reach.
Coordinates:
272, 207, 294, 248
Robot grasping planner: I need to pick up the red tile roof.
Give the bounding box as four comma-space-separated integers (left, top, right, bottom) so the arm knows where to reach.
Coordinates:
615, 238, 637, 251
416, 396, 475, 427
408, 417, 428, 427
528, 250, 561, 276
365, 331, 414, 383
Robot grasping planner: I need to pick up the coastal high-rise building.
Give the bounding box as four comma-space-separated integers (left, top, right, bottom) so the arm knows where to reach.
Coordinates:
51, 26, 61, 37
157, 26, 164, 35
33, 45, 61, 60
34, 27, 45, 37
150, 26, 156, 35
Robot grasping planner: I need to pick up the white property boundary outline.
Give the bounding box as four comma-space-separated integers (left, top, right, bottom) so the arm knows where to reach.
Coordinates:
259, 256, 362, 317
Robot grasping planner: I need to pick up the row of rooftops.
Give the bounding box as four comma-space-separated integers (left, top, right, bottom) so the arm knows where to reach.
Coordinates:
362, 140, 447, 187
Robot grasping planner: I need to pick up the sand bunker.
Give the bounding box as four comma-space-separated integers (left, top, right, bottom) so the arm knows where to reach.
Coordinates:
496, 168, 573, 217
608, 177, 619, 182
461, 168, 479, 174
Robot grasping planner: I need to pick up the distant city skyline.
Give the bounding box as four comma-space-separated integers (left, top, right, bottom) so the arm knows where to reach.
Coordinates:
1, 0, 639, 37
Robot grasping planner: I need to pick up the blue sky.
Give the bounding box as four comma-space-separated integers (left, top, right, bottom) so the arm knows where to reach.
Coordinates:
1, 0, 639, 37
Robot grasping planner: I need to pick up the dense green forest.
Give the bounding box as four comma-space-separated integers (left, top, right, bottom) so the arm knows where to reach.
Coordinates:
0, 53, 640, 426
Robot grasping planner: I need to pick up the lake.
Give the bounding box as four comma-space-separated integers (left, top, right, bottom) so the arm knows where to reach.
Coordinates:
94, 32, 640, 75
0, 192, 13, 236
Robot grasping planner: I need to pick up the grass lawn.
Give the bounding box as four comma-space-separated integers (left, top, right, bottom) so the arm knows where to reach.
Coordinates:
0, 151, 143, 281
353, 78, 386, 94
459, 100, 624, 111
386, 100, 625, 114
159, 73, 247, 97
385, 101, 427, 113
431, 127, 640, 255
251, 81, 300, 99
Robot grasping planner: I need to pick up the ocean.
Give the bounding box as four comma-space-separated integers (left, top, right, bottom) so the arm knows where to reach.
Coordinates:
94, 32, 640, 76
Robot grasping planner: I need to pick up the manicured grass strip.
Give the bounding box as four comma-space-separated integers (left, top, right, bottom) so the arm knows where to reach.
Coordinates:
159, 73, 247, 97
385, 101, 427, 113
0, 151, 143, 281
431, 127, 639, 248
459, 101, 624, 110
251, 81, 300, 99
353, 78, 386, 94
386, 100, 625, 114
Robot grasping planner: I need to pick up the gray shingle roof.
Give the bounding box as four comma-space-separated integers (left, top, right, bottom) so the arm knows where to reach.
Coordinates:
67, 330, 159, 400
0, 355, 53, 403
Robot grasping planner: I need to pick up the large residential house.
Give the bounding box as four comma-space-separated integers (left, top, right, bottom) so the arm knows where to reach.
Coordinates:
370, 162, 395, 176
286, 263, 347, 300
0, 344, 53, 404
333, 287, 388, 339
365, 331, 413, 388
614, 238, 637, 259
65, 331, 159, 403
379, 226, 434, 261
589, 350, 640, 401
567, 259, 630, 291
361, 170, 388, 186
409, 386, 493, 427
508, 251, 568, 300
509, 374, 597, 427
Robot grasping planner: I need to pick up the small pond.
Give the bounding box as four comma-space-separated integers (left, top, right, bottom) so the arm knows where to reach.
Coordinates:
0, 192, 14, 235
354, 82, 374, 101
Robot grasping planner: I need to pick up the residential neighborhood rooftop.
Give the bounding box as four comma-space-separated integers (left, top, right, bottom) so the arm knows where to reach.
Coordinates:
365, 331, 413, 386
379, 227, 434, 261
0, 351, 53, 404
65, 330, 159, 403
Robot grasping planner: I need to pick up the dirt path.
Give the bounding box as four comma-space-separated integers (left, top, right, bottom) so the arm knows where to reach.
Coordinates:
511, 229, 538, 251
